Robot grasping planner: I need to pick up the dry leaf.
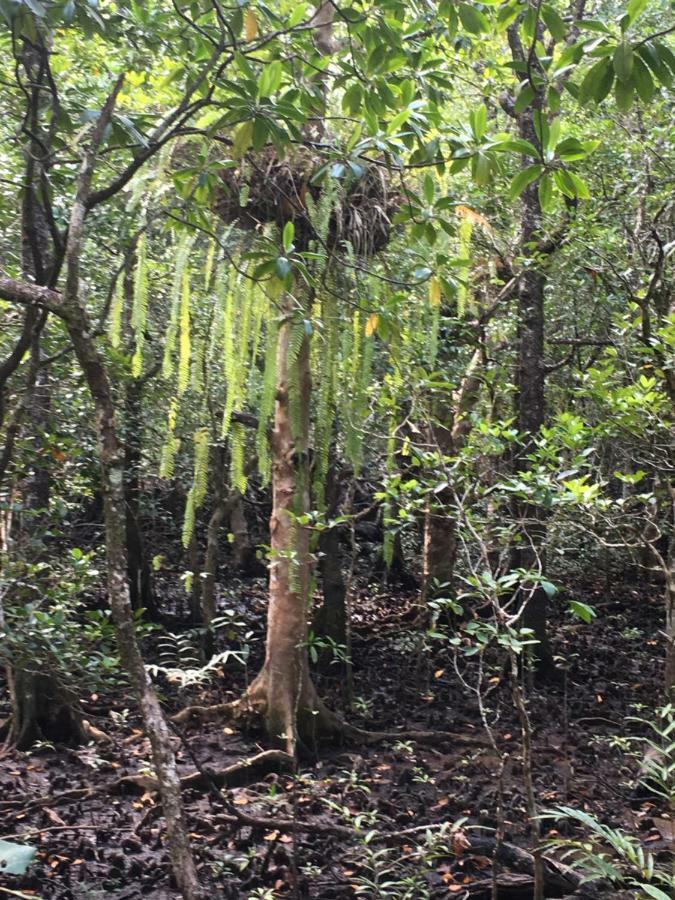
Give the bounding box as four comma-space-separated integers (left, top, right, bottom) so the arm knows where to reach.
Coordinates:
245, 7, 258, 40
451, 828, 471, 856
456, 204, 492, 231
365, 313, 378, 336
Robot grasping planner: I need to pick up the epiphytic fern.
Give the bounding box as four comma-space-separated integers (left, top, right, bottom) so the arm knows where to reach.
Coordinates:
131, 233, 149, 377
456, 218, 473, 317
177, 268, 191, 396
163, 233, 193, 380
108, 272, 124, 349
230, 422, 247, 494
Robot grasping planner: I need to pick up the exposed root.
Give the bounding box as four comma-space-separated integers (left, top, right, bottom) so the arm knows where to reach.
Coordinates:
170, 699, 244, 726
342, 724, 487, 747
172, 698, 486, 748
117, 750, 294, 793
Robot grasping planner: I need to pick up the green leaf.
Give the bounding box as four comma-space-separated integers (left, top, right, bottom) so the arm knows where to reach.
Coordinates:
342, 82, 363, 115
615, 76, 634, 111
568, 600, 596, 623
613, 40, 634, 82
640, 886, 672, 900
258, 59, 283, 98
251, 116, 268, 150
423, 172, 435, 205
472, 151, 491, 186
232, 120, 253, 157
509, 164, 543, 200
540, 579, 558, 599
538, 173, 554, 212
632, 55, 655, 102
494, 138, 539, 156
469, 103, 488, 140
282, 221, 294, 253
555, 137, 587, 161
514, 84, 535, 113
553, 169, 590, 199
0, 839, 37, 875
386, 106, 411, 135
541, 4, 566, 42
637, 42, 672, 86
626, 0, 648, 24
458, 2, 489, 33
579, 57, 614, 104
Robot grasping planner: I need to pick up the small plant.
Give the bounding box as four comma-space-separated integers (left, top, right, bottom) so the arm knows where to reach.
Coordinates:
545, 706, 675, 899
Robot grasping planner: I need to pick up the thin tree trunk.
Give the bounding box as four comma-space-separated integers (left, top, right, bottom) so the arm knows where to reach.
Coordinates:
507, 33, 556, 676
50, 78, 200, 900
246, 296, 329, 753
421, 348, 482, 611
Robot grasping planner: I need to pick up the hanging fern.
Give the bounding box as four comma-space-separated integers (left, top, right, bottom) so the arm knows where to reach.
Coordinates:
256, 315, 278, 485
313, 291, 338, 509
181, 428, 210, 548
192, 427, 210, 507
230, 422, 247, 494
457, 219, 473, 317
182, 488, 196, 549
131, 232, 149, 377
159, 397, 180, 479
108, 271, 124, 349
163, 233, 193, 380
203, 238, 216, 292
177, 267, 191, 396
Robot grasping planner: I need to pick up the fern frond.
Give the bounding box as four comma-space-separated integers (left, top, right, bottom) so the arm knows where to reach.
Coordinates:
131, 233, 149, 377
230, 422, 247, 494
178, 268, 191, 396
457, 219, 473, 317
192, 427, 210, 507
182, 487, 196, 549
108, 272, 124, 348
163, 233, 193, 379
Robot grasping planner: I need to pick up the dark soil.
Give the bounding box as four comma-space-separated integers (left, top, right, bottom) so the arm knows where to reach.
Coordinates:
0, 576, 670, 899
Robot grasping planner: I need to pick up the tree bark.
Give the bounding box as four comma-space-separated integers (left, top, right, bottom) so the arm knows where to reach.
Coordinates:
508, 26, 556, 677
246, 295, 330, 754
0, 77, 203, 900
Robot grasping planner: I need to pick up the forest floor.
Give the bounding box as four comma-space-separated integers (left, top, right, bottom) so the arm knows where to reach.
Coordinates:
0, 576, 669, 899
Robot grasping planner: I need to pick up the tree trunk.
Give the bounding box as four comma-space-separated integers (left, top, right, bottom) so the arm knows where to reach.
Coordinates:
664, 486, 675, 697
59, 79, 200, 900
421, 349, 483, 612
64, 305, 201, 898
421, 420, 457, 608
511, 78, 555, 677
246, 296, 330, 754
229, 491, 255, 572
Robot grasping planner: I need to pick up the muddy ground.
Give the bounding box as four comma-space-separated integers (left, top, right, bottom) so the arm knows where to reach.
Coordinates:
0, 577, 669, 899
